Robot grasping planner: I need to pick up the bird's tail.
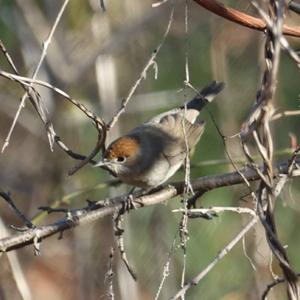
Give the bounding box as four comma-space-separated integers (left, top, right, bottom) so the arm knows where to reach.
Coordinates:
184, 81, 225, 111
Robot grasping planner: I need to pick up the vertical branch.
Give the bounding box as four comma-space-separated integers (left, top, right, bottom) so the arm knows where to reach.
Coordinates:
241, 1, 299, 299
180, 1, 192, 296
105, 248, 115, 300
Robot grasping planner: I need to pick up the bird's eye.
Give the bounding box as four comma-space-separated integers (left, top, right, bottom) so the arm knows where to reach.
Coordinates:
116, 156, 126, 163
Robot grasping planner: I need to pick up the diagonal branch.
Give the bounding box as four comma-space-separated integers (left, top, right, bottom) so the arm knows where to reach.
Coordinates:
1, 0, 70, 153
107, 5, 175, 130
0, 158, 299, 253
0, 69, 106, 171
170, 216, 259, 300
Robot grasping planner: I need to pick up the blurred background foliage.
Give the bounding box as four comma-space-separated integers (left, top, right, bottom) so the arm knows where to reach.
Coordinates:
0, 0, 299, 299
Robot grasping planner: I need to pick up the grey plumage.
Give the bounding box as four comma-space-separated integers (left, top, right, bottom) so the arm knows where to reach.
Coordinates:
96, 81, 225, 188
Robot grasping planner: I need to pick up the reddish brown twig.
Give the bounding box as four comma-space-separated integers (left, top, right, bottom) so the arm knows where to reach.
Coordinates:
193, 0, 300, 37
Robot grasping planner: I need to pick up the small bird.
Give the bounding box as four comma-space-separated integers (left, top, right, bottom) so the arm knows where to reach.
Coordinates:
95, 81, 224, 189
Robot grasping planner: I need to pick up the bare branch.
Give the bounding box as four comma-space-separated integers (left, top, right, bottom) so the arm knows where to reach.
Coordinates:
1, 0, 70, 153
107, 5, 175, 130
272, 110, 300, 121
0, 158, 299, 253
104, 247, 115, 300
262, 273, 300, 300
240, 1, 299, 298
0, 191, 34, 229
0, 69, 106, 170
172, 206, 256, 217
170, 216, 259, 300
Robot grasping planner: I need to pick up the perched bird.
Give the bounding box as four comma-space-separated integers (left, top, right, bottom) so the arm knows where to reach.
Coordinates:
95, 81, 224, 189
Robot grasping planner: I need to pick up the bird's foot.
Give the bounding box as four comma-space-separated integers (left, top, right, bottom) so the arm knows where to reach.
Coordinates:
122, 193, 138, 212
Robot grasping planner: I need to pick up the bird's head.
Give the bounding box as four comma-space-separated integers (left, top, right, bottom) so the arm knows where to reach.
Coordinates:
94, 136, 141, 177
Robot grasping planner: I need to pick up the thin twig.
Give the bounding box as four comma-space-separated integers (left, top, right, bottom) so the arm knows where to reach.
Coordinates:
0, 191, 35, 229
107, 4, 175, 130
179, 1, 192, 293
154, 230, 179, 300
170, 216, 259, 300
271, 110, 300, 121
251, 1, 300, 65
172, 206, 256, 217
112, 208, 137, 281
262, 273, 300, 300
104, 247, 115, 300
1, 0, 70, 153
0, 69, 107, 172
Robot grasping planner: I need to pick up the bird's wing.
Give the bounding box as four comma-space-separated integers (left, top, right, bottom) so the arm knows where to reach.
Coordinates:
147, 81, 224, 125
153, 113, 205, 157
147, 107, 181, 124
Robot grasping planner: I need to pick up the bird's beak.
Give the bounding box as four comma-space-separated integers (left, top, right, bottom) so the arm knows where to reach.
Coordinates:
94, 159, 117, 177
94, 159, 109, 168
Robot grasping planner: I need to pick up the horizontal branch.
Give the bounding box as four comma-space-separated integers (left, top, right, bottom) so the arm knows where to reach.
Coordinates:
172, 206, 256, 217
0, 158, 299, 253
193, 0, 300, 37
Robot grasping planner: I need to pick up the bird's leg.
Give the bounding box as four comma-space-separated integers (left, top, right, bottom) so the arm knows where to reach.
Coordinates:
122, 186, 157, 212
121, 187, 138, 212
120, 186, 160, 214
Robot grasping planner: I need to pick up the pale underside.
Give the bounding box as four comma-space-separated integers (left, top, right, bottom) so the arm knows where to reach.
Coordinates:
117, 112, 205, 188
